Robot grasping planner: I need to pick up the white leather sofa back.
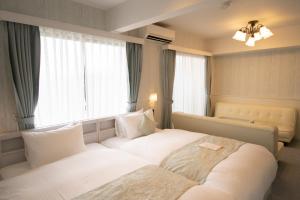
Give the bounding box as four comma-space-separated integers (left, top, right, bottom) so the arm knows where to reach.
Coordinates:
172, 112, 278, 156
214, 102, 297, 142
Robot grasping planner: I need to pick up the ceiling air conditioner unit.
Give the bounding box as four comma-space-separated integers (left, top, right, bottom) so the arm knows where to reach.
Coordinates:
144, 25, 175, 43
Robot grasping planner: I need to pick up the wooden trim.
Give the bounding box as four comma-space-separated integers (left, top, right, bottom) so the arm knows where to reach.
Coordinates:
0, 11, 144, 45
162, 44, 212, 56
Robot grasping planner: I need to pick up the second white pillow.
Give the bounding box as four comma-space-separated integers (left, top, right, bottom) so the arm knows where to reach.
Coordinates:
115, 109, 143, 137
120, 113, 145, 139
116, 109, 156, 139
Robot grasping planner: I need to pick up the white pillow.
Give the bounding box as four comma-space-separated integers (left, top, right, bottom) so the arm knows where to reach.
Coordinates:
115, 109, 143, 137
22, 123, 86, 168
144, 109, 155, 121
138, 113, 156, 135
116, 109, 156, 139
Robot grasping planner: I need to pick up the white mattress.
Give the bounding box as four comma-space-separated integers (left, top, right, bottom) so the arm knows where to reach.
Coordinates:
0, 143, 239, 200
117, 129, 278, 200
0, 144, 149, 199
101, 136, 131, 149
0, 143, 103, 180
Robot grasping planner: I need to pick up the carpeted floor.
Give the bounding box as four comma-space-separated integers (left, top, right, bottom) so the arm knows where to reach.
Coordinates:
268, 140, 300, 200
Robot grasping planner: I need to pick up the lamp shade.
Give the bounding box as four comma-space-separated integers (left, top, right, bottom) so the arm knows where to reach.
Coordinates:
232, 30, 246, 41
149, 93, 157, 102
254, 32, 262, 41
149, 93, 157, 109
260, 26, 273, 39
246, 36, 255, 47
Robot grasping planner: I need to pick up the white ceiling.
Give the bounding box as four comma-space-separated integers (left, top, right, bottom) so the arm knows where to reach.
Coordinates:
72, 0, 128, 10
162, 0, 300, 39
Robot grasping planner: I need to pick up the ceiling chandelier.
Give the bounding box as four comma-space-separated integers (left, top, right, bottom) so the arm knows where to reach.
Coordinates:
232, 20, 273, 47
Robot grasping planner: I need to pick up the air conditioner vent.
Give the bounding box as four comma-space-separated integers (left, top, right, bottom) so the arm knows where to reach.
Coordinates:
146, 35, 172, 43
143, 25, 175, 43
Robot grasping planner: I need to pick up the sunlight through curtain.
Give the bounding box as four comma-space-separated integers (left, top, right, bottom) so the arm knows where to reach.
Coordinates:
172, 52, 207, 115
35, 27, 128, 127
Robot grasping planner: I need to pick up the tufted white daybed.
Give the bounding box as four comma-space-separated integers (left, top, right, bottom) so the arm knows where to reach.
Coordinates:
214, 102, 297, 143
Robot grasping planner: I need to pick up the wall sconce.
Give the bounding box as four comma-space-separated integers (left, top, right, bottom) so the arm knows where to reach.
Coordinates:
149, 93, 157, 112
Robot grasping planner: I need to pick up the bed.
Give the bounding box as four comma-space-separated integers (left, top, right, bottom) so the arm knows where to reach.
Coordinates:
0, 113, 277, 200
102, 129, 277, 200
0, 143, 240, 200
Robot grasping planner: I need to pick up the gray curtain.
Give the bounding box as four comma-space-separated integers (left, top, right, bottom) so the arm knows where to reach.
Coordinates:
126, 42, 143, 112
6, 22, 40, 130
161, 49, 176, 129
205, 56, 212, 116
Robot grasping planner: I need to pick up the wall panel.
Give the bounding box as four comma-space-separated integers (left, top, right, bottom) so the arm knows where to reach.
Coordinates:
0, 0, 105, 30
137, 40, 163, 126
212, 47, 300, 140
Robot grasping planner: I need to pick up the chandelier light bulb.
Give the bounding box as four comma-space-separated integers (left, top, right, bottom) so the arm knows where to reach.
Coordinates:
259, 26, 273, 39
232, 30, 246, 41
254, 32, 262, 41
246, 36, 256, 47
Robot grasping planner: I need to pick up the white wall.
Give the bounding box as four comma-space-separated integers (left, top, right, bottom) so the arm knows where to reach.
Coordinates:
131, 27, 207, 127
136, 40, 163, 125
104, 0, 204, 32
0, 0, 105, 30
172, 28, 208, 51
211, 47, 300, 140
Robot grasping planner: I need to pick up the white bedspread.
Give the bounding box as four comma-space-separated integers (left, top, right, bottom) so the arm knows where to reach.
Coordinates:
120, 129, 204, 164
0, 143, 237, 200
118, 129, 278, 200
0, 135, 277, 200
0, 144, 149, 200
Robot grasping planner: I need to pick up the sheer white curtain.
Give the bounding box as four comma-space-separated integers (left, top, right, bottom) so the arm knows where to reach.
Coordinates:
172, 52, 207, 115
35, 27, 128, 127
84, 38, 128, 119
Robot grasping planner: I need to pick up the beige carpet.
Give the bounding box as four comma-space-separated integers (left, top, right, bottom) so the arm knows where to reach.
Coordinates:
268, 140, 300, 200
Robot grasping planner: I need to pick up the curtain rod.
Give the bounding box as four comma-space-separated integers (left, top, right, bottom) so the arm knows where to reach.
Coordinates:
0, 11, 144, 45
162, 44, 212, 56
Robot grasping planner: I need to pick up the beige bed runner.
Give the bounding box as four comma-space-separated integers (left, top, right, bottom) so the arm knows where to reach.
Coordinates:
161, 135, 245, 184
73, 165, 197, 200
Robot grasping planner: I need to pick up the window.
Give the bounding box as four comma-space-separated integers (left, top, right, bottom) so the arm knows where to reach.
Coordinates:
34, 27, 128, 127
172, 52, 207, 115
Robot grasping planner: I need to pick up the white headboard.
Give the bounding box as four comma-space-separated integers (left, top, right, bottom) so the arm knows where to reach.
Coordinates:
0, 117, 117, 168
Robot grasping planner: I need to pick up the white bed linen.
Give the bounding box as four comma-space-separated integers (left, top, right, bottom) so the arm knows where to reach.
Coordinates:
179, 185, 234, 200
0, 144, 101, 180
0, 144, 149, 200
118, 129, 278, 200
101, 128, 163, 149
0, 143, 239, 200
101, 137, 131, 149
120, 129, 205, 164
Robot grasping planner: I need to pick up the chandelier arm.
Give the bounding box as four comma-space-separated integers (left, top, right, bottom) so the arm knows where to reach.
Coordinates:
257, 24, 264, 32
240, 27, 250, 35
